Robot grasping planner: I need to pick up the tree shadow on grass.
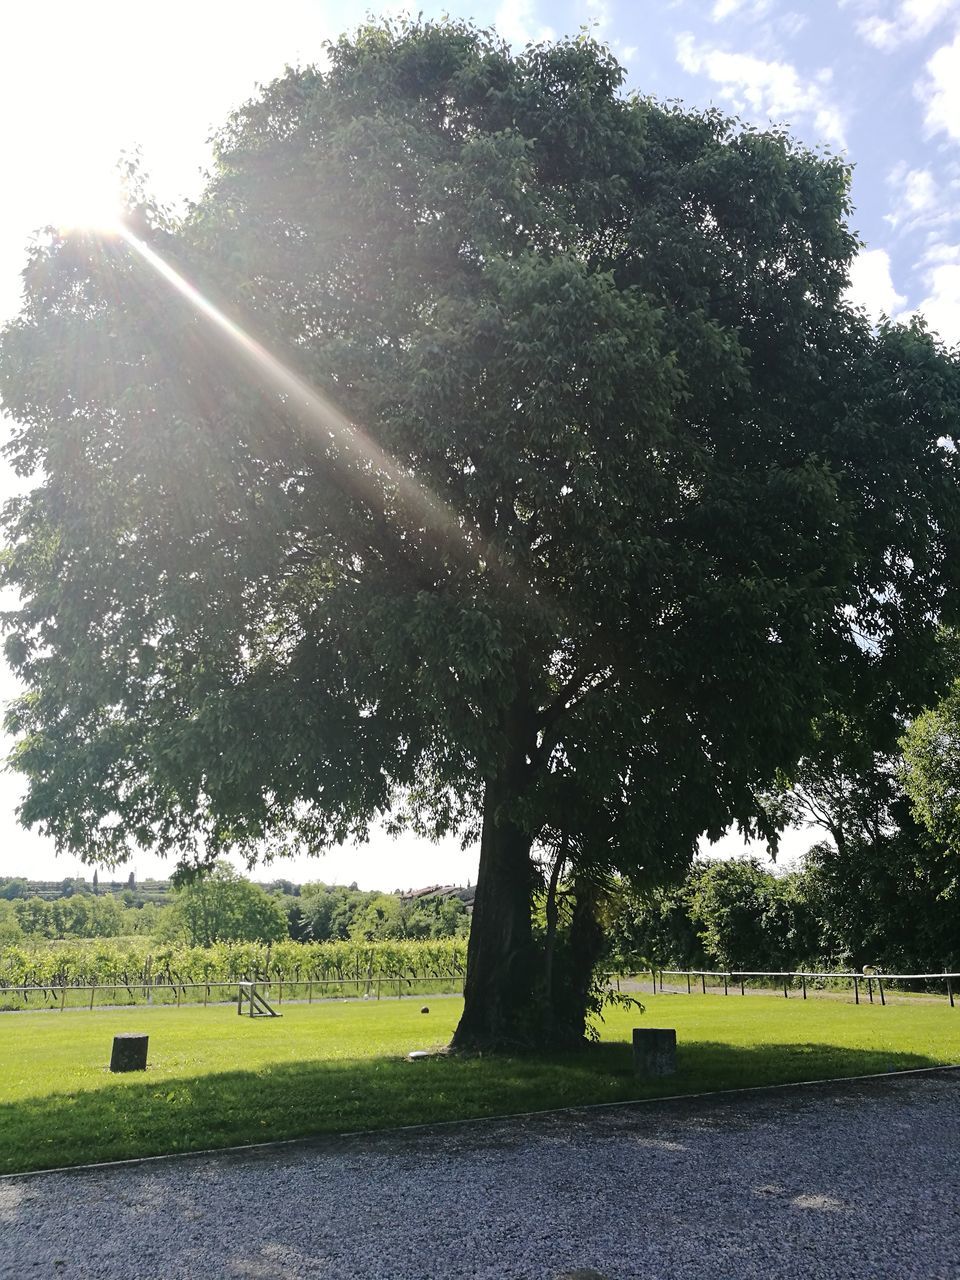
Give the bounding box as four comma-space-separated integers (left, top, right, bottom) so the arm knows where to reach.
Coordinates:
0, 1039, 946, 1175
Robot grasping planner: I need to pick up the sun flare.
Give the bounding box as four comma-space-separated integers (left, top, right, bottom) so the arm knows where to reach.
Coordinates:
52, 169, 126, 236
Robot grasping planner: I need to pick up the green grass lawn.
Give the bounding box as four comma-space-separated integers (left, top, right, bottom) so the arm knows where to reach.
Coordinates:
2, 994, 958, 1175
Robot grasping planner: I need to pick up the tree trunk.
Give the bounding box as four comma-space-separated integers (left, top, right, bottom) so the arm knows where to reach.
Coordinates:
452, 776, 537, 1051
550, 876, 606, 1046
541, 840, 566, 1010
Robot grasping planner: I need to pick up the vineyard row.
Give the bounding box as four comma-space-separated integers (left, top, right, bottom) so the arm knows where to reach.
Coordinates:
0, 938, 467, 989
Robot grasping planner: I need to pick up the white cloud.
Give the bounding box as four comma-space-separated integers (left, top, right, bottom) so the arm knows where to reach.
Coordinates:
779, 12, 809, 37
902, 167, 939, 213
712, 0, 746, 18
494, 0, 555, 48
858, 15, 899, 46
710, 0, 772, 20
675, 34, 846, 146
852, 239, 960, 346
858, 0, 960, 49
913, 256, 960, 345
920, 31, 960, 140
922, 240, 960, 263
901, 0, 959, 36
845, 248, 907, 321
584, 0, 611, 32
885, 164, 942, 228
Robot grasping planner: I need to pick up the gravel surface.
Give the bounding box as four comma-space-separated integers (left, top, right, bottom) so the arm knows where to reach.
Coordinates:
2, 1070, 958, 1279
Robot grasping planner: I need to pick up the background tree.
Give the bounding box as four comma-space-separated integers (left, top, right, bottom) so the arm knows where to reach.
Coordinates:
3, 20, 960, 1048
607, 829, 960, 976
604, 869, 709, 973
769, 654, 960, 971
298, 883, 378, 942
768, 714, 902, 857
162, 862, 289, 946
0, 900, 22, 942
686, 858, 813, 972
798, 820, 958, 974
902, 676, 960, 873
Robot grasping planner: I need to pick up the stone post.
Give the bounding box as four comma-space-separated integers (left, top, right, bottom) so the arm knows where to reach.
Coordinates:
632, 1027, 676, 1076
110, 1033, 148, 1072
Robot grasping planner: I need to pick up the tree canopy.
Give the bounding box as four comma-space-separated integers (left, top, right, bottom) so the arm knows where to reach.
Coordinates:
902, 646, 960, 879
2, 19, 960, 1047
163, 862, 289, 947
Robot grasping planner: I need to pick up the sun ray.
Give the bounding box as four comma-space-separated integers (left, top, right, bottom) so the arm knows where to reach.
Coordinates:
116, 223, 481, 570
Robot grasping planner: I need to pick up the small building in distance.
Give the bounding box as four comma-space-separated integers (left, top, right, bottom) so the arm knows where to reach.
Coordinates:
398, 884, 475, 913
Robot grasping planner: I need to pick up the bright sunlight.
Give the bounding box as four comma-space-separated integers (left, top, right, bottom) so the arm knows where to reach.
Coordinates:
52, 168, 126, 235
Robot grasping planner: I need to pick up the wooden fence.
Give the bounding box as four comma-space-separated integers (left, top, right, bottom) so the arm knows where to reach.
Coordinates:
637, 968, 960, 1006
0, 973, 465, 1011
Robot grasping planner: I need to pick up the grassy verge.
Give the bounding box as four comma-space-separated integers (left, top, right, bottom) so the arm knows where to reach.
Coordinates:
2, 994, 958, 1175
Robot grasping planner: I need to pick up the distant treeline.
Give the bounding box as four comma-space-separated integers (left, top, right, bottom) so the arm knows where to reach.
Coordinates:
607, 844, 960, 976
0, 863, 472, 946
0, 875, 172, 904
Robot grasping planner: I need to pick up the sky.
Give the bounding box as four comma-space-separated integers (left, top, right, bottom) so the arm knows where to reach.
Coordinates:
1, 0, 957, 887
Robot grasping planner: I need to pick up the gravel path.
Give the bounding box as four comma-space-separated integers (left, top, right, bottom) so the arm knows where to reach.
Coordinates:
2, 1071, 958, 1279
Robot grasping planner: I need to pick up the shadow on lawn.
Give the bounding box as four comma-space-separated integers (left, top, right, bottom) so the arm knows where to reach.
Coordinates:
1, 1039, 946, 1175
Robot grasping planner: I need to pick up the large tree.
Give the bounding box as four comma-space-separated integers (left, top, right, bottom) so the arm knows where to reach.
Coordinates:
3, 20, 960, 1049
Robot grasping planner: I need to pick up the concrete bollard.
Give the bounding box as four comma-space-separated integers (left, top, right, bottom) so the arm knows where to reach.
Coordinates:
110, 1033, 148, 1072
632, 1027, 676, 1076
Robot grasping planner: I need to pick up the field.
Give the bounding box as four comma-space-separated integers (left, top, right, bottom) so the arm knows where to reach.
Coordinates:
2, 994, 959, 1175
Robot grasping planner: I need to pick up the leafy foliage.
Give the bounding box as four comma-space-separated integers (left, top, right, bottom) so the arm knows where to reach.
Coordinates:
608, 828, 960, 976
162, 861, 289, 946
11, 893, 138, 939
902, 679, 960, 865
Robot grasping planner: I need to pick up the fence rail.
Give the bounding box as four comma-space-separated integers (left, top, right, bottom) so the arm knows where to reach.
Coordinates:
4, 967, 958, 1013
0, 973, 466, 1012
637, 968, 960, 1007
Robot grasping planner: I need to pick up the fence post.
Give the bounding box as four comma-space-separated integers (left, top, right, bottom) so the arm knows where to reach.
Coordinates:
868, 978, 874, 1004
652, 969, 657, 995
90, 983, 96, 1010
701, 973, 707, 996
740, 975, 745, 997
398, 976, 402, 1000
854, 976, 860, 1005
686, 973, 691, 995
783, 975, 788, 999
723, 973, 728, 997
308, 981, 313, 1004
377, 976, 382, 1001
60, 985, 66, 1012
177, 985, 181, 1008
801, 974, 807, 1000
948, 977, 955, 1009
878, 977, 885, 1006
204, 984, 209, 1007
